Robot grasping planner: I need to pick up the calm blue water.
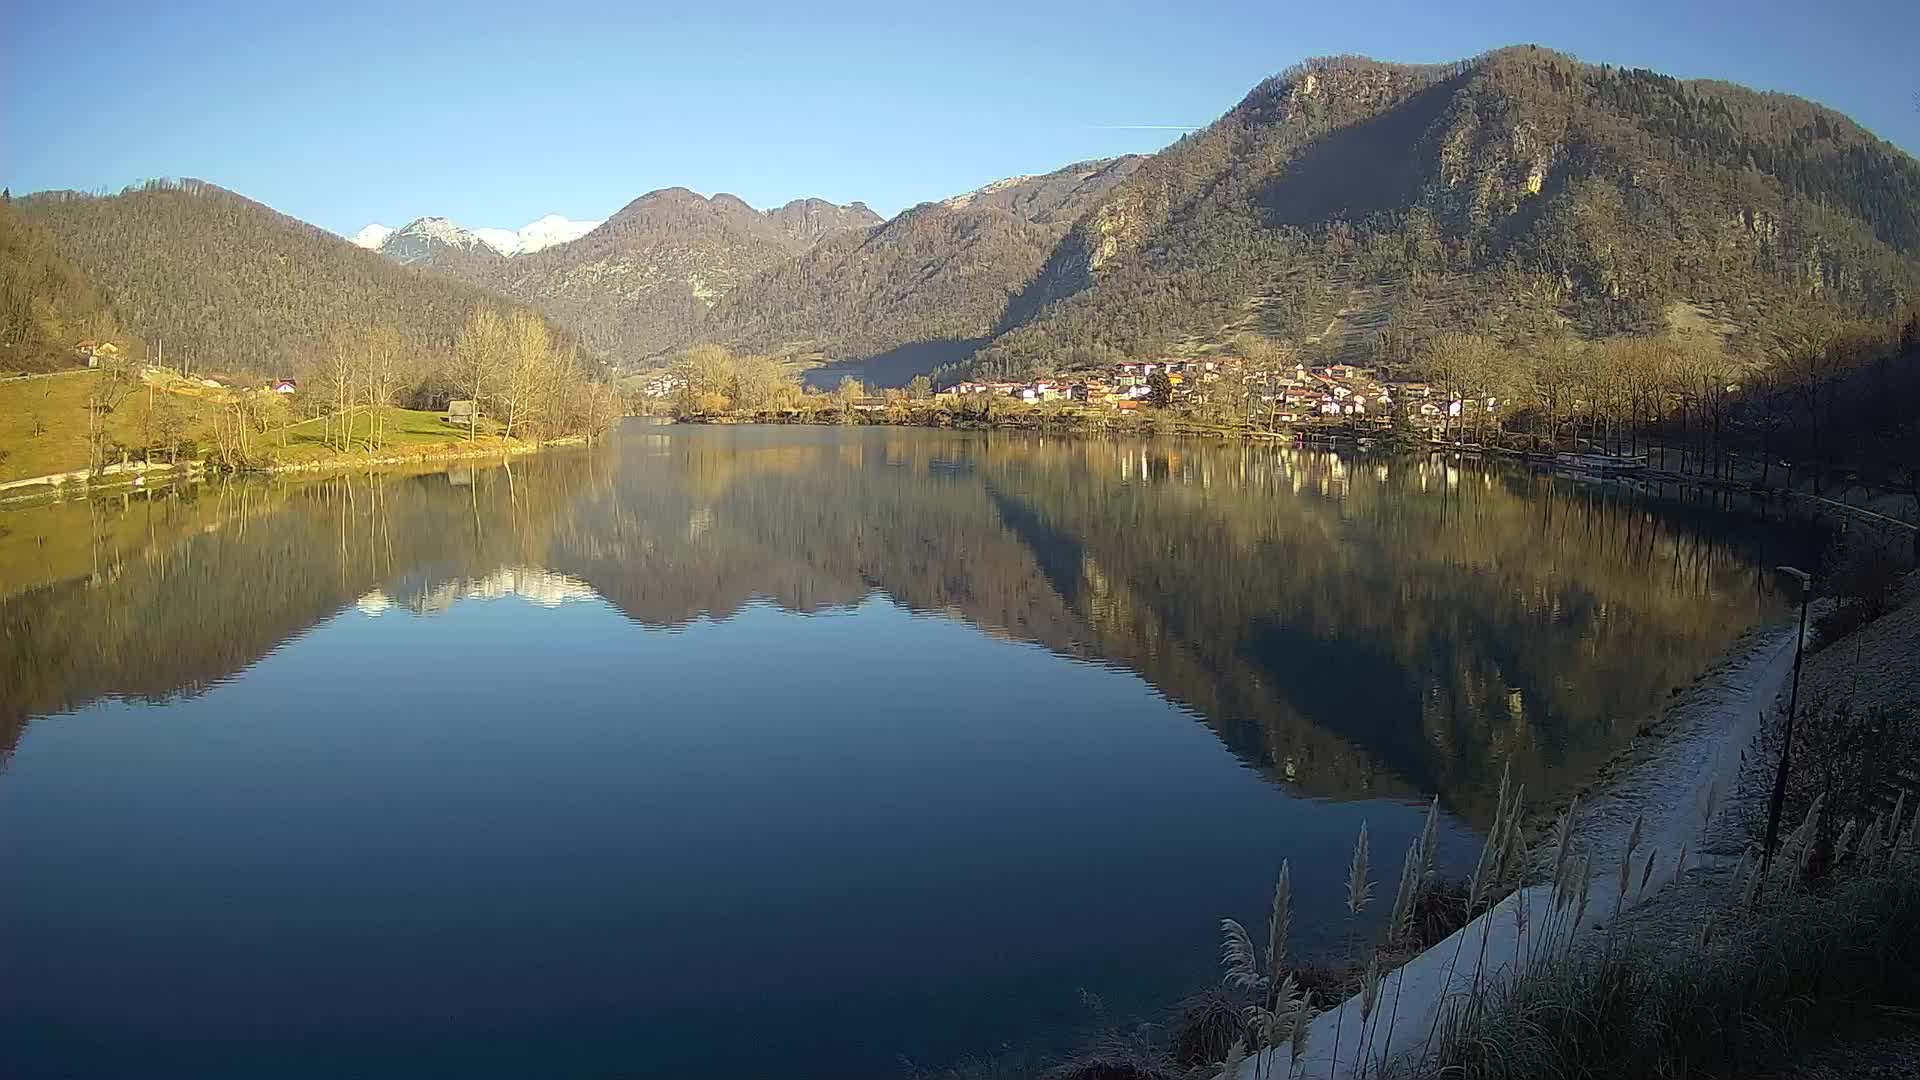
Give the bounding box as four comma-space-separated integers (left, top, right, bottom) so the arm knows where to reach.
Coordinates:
0, 424, 1811, 1078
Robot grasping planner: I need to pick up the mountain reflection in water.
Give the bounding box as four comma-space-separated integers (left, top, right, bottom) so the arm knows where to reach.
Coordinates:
1, 423, 1810, 821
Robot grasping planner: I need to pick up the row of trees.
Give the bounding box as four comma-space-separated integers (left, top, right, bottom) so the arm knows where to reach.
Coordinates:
1398, 311, 1919, 500
296, 307, 621, 454
663, 345, 952, 421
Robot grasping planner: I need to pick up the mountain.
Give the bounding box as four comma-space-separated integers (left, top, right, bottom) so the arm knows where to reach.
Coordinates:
765, 198, 883, 245
353, 214, 603, 258
16, 179, 563, 377
939, 156, 1146, 224
700, 157, 1145, 379
364, 189, 880, 363
365, 217, 509, 280
972, 47, 1920, 378
350, 223, 395, 250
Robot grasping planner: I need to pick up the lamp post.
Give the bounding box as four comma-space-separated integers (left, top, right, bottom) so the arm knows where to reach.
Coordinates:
1760, 564, 1813, 877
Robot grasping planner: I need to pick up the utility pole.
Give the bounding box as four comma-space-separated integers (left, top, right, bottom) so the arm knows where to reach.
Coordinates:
1759, 565, 1813, 878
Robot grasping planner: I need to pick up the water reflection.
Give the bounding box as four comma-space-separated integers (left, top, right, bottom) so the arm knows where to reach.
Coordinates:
0, 424, 1811, 819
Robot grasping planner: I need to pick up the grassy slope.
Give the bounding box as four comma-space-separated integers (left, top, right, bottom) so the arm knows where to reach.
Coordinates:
0, 372, 226, 483
0, 372, 510, 483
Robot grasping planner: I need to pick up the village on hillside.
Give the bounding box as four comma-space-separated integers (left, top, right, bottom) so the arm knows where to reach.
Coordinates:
935, 359, 1476, 424
636, 355, 1498, 432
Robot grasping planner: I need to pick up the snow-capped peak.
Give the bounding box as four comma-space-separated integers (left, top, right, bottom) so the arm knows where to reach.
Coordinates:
512, 214, 601, 253
397, 217, 486, 247
471, 227, 522, 255
350, 214, 602, 258
351, 223, 395, 250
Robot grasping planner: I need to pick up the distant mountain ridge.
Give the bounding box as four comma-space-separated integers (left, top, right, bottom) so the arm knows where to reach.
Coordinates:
16, 179, 571, 377
351, 214, 602, 259
354, 189, 881, 361
703, 156, 1146, 365
22, 47, 1919, 387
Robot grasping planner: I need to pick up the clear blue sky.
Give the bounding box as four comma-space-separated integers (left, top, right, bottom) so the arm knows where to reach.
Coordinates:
5, 0, 1916, 236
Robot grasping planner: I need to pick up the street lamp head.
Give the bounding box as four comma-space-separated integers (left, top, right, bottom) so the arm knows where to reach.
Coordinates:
1776, 565, 1812, 592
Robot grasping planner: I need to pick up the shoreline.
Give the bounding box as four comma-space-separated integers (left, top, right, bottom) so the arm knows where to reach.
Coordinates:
1238, 618, 1801, 1079
675, 413, 1920, 534
253, 434, 584, 476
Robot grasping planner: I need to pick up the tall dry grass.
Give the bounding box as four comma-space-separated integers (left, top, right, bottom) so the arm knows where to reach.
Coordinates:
1409, 798, 1920, 1080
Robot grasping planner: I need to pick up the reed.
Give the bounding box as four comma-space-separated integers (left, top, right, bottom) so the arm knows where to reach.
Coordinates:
1417, 858, 1920, 1080
1329, 823, 1372, 1079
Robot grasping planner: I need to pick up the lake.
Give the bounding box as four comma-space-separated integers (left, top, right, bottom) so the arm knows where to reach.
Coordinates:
0, 423, 1818, 1079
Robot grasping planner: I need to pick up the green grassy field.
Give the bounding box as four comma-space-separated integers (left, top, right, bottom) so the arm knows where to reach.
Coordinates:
1, 371, 510, 483
269, 406, 506, 465
0, 372, 230, 483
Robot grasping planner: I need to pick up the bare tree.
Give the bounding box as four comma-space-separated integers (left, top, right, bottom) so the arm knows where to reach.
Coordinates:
361, 325, 407, 450
452, 306, 508, 440
498, 311, 552, 440
311, 332, 358, 450
84, 351, 135, 473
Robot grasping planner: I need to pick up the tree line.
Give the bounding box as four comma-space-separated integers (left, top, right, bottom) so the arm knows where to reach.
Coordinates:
294, 307, 622, 455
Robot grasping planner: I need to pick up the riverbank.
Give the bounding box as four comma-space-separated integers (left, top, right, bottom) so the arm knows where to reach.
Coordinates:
1395, 573, 1920, 1080
255, 433, 582, 476
1220, 612, 1805, 1080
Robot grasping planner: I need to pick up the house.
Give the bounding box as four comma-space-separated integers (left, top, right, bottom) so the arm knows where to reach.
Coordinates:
76, 341, 121, 368
270, 377, 298, 395
447, 399, 477, 423
639, 372, 683, 398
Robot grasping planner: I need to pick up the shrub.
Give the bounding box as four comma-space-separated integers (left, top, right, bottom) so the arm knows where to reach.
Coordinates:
1813, 598, 1879, 645
1169, 989, 1245, 1066
1417, 863, 1920, 1080
1829, 529, 1904, 602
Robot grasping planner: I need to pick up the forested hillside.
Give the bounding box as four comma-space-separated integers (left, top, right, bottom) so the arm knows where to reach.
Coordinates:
969, 46, 1920, 379
0, 196, 129, 374
701, 203, 1061, 358
16, 180, 550, 378
699, 157, 1146, 363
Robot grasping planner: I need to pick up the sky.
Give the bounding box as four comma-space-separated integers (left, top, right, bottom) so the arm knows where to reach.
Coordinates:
5, 0, 1917, 237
